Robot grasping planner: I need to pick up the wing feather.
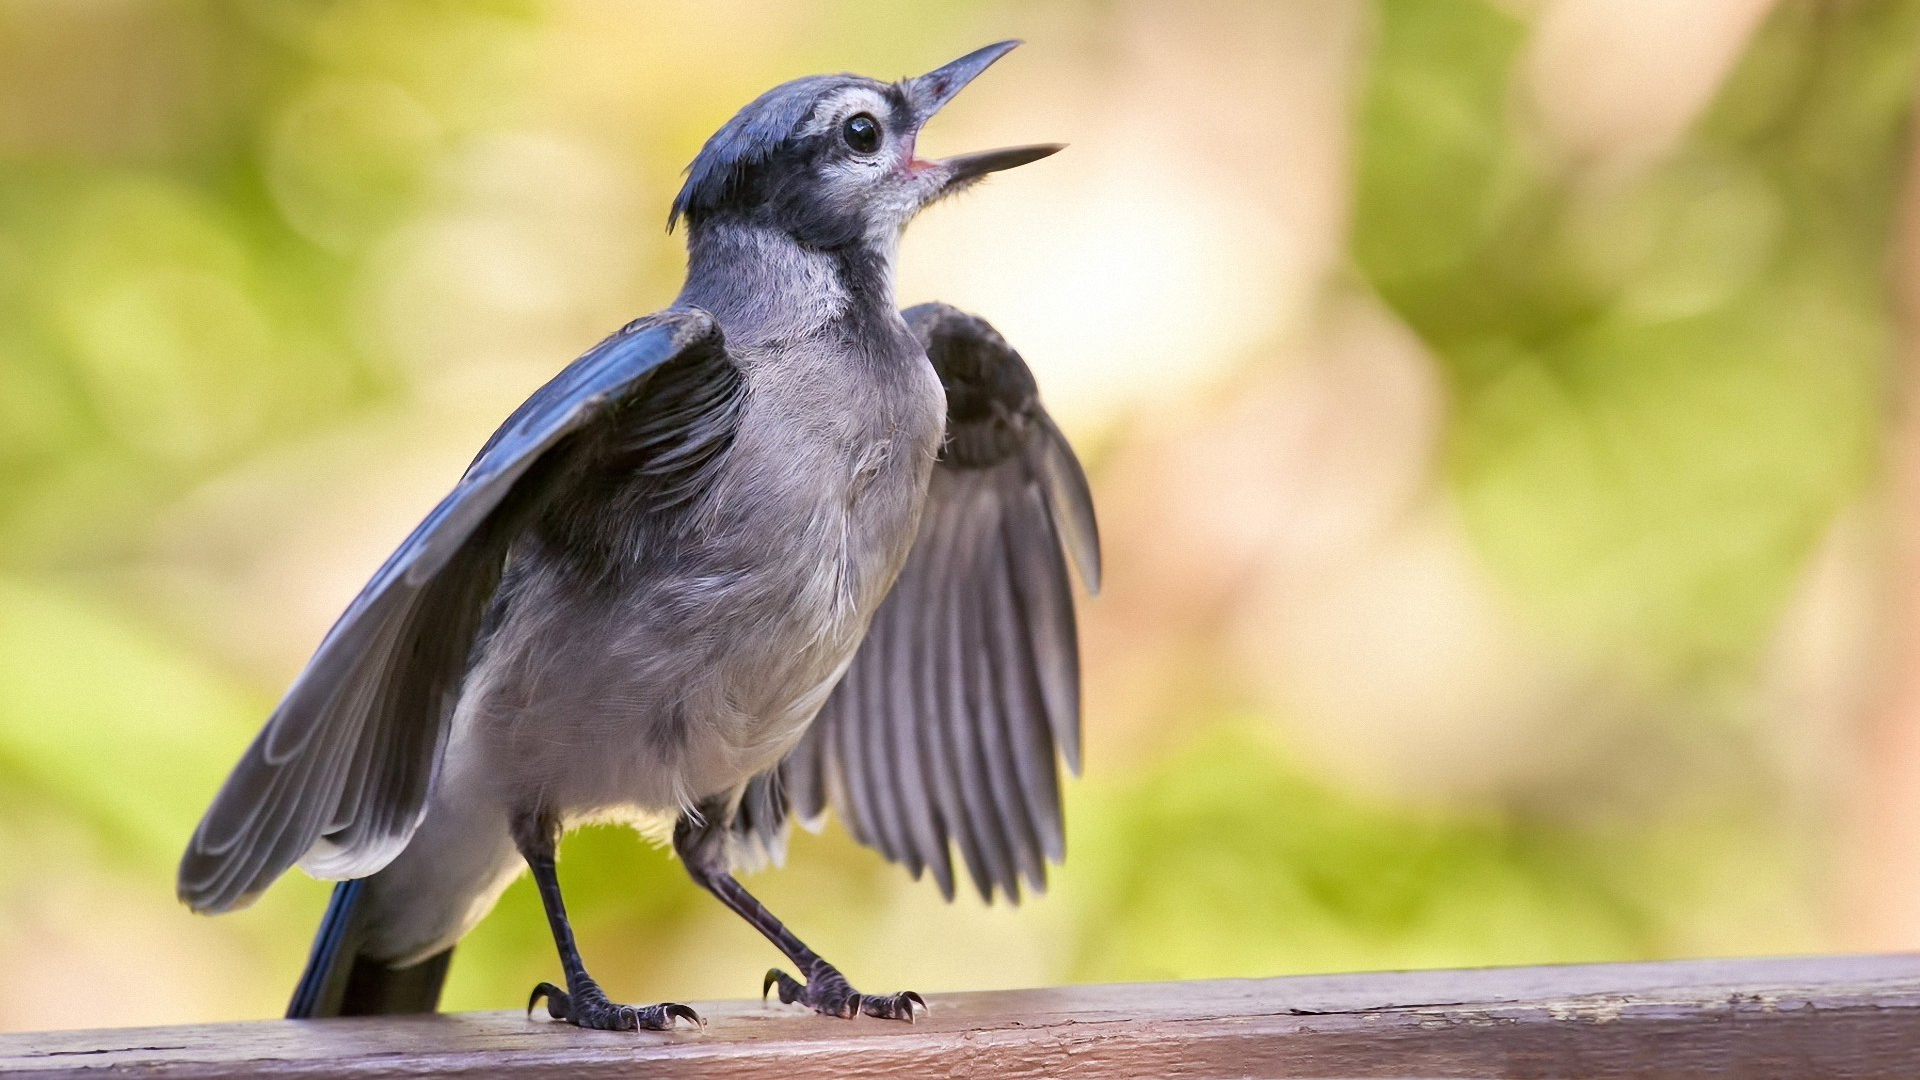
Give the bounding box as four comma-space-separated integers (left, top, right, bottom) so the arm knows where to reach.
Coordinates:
857, 581, 911, 865
936, 479, 1015, 899
878, 529, 940, 882
992, 493, 1067, 864
770, 303, 1098, 903
830, 640, 877, 850
179, 310, 734, 912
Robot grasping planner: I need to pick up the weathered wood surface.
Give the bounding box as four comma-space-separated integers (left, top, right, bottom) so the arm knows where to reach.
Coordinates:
3, 953, 1917, 1078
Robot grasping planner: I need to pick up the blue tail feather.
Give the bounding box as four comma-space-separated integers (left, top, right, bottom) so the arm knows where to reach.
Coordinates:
287, 879, 451, 1018
287, 879, 366, 1018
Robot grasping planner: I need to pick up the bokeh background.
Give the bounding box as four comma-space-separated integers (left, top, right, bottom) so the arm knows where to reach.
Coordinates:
4, 0, 1920, 1031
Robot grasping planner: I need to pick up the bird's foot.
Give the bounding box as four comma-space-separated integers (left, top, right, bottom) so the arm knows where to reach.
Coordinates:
528, 980, 702, 1031
763, 964, 925, 1021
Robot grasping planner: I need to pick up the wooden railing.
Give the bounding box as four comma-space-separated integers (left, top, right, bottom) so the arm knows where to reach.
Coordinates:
3, 953, 1916, 1078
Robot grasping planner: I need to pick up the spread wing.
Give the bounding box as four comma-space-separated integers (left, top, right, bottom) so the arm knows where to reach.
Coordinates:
178, 309, 738, 913
777, 302, 1100, 903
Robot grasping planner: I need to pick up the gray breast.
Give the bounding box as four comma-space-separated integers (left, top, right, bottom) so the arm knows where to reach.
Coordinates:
706, 330, 946, 708
458, 325, 945, 817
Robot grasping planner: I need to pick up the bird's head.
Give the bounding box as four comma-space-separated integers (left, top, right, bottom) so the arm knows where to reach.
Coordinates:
668, 41, 1059, 249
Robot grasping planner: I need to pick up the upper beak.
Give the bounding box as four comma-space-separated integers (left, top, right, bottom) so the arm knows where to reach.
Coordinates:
905, 40, 1062, 188
906, 40, 1021, 123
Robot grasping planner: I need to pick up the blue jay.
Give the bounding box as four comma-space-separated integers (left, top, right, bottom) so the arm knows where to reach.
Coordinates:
180, 40, 1098, 1031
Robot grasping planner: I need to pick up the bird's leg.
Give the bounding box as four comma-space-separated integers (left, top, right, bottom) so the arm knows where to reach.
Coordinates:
673, 808, 925, 1021
514, 808, 701, 1031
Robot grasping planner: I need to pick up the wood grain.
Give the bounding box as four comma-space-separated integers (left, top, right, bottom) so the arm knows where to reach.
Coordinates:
3, 953, 1917, 1079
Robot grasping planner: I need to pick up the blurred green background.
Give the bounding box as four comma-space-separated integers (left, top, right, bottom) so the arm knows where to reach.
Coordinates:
4, 0, 1920, 1029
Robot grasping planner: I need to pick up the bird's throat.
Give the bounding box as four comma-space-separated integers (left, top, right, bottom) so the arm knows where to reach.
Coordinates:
677, 222, 899, 345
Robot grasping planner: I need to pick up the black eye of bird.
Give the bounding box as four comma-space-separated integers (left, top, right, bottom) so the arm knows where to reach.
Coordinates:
842, 113, 881, 154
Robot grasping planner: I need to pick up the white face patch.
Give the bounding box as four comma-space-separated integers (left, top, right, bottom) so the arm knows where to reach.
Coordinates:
797, 86, 939, 244
795, 86, 897, 142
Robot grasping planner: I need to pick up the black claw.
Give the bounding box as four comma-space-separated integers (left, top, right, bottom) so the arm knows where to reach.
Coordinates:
525, 979, 699, 1033
628, 1002, 700, 1031
757, 964, 922, 1022
856, 990, 925, 1021
763, 968, 806, 1007
528, 981, 568, 1019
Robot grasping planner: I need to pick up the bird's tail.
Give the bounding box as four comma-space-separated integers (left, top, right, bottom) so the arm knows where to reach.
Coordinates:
287, 879, 454, 1018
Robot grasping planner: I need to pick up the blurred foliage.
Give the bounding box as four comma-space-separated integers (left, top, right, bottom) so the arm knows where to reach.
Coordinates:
0, 2, 539, 564
0, 0, 550, 1022
1066, 722, 1656, 980
0, 0, 1915, 1030
1356, 0, 1919, 675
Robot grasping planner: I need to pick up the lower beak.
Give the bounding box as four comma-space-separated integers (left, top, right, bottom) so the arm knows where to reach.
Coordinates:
938, 144, 1065, 188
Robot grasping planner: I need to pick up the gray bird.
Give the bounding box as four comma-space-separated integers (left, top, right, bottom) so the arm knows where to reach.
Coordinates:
178, 40, 1099, 1030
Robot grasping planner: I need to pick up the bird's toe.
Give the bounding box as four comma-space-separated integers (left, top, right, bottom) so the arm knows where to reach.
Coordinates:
527, 979, 698, 1032
858, 990, 927, 1022
761, 964, 923, 1022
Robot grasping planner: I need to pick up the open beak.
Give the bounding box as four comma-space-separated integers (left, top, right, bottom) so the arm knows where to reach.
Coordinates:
938, 143, 1064, 185
905, 40, 1062, 190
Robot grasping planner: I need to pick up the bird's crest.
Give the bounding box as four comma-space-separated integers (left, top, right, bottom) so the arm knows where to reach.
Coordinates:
669, 73, 864, 232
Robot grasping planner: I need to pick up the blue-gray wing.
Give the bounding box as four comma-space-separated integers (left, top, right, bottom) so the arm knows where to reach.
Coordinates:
178, 309, 735, 913
777, 303, 1100, 903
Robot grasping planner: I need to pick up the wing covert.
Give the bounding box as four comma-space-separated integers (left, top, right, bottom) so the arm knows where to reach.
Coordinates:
178, 308, 736, 913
